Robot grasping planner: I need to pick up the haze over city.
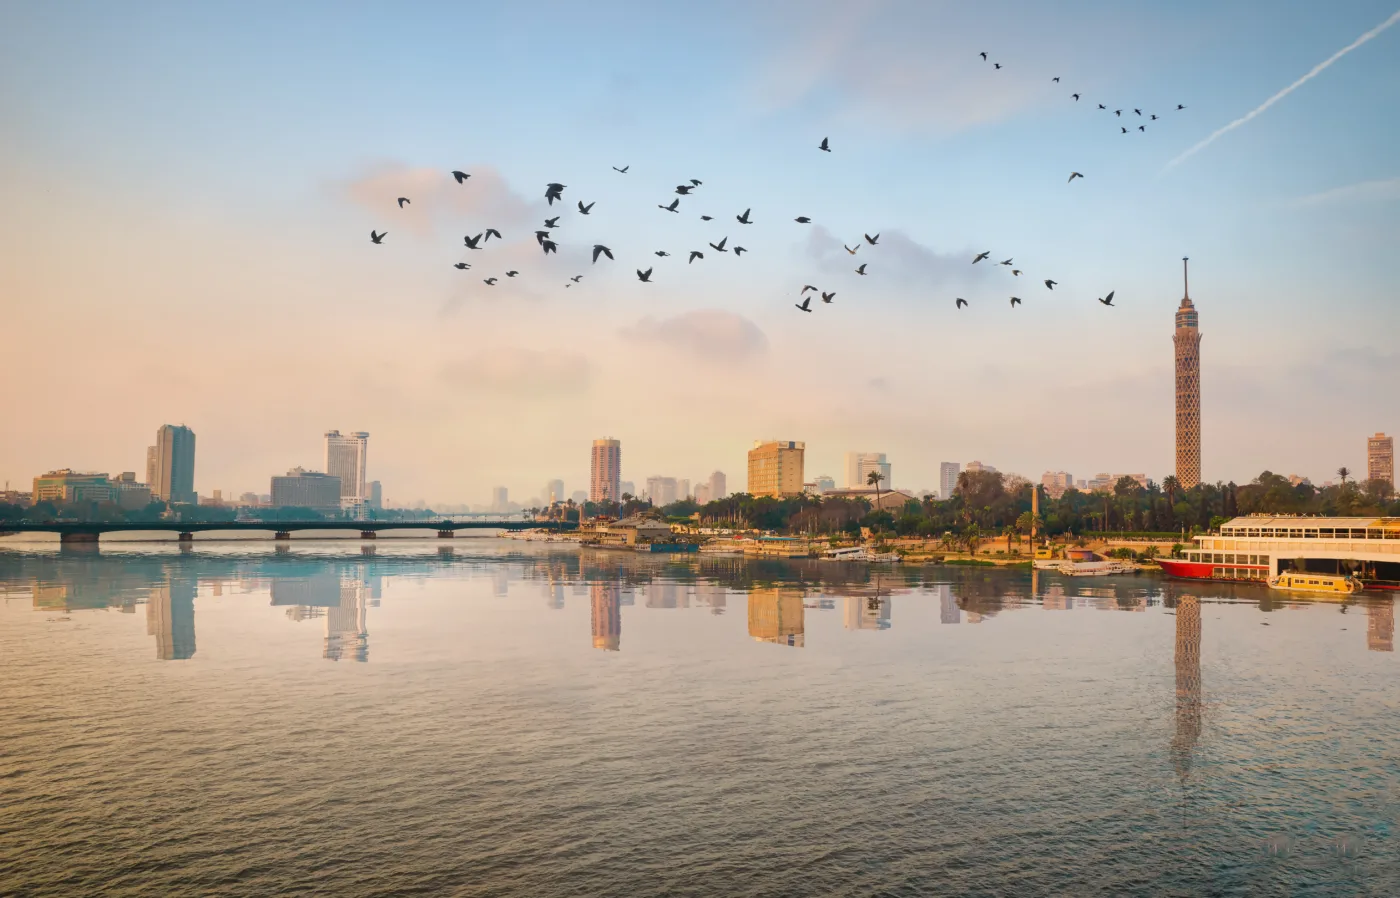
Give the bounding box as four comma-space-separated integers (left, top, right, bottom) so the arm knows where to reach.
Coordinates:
4, 1, 1399, 505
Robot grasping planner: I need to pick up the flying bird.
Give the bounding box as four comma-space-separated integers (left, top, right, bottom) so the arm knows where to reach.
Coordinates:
1098, 290, 1115, 306
689, 251, 704, 264
733, 246, 747, 255
855, 263, 867, 275
700, 215, 713, 221
999, 258, 1013, 266
535, 230, 550, 245
506, 271, 518, 277
484, 228, 502, 242
592, 244, 613, 263
660, 199, 680, 213
1138, 125, 1145, 132
570, 275, 583, 283
1177, 104, 1186, 110
545, 183, 565, 204
844, 244, 860, 255
801, 285, 818, 294
956, 298, 968, 308
1134, 108, 1142, 116
578, 201, 595, 214
819, 137, 831, 152
675, 185, 694, 195
541, 240, 558, 255
613, 165, 629, 173
796, 296, 813, 312
397, 197, 410, 208
864, 233, 879, 245
1114, 109, 1122, 117
1150, 114, 1158, 120
636, 267, 652, 282
994, 63, 1002, 70
452, 171, 470, 183
709, 237, 728, 252
1068, 171, 1084, 182
821, 291, 835, 303
973, 251, 990, 263
654, 251, 671, 257
544, 216, 561, 228
484, 278, 497, 286
370, 230, 386, 244
1044, 279, 1057, 290
1072, 93, 1080, 101
979, 52, 987, 60
689, 179, 703, 186
736, 208, 752, 224
1121, 127, 1128, 134
1052, 76, 1060, 83
1010, 296, 1022, 307
795, 216, 811, 223
453, 262, 470, 270
464, 233, 483, 249
1011, 269, 1022, 276
1098, 104, 1106, 110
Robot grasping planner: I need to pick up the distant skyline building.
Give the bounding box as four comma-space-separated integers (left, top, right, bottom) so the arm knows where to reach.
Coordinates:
1041, 471, 1074, 498
145, 445, 158, 490
32, 469, 114, 505
1368, 433, 1393, 485
747, 440, 805, 498
491, 486, 509, 512
844, 452, 892, 491
152, 424, 197, 504
939, 462, 961, 501
1174, 257, 1202, 489
707, 470, 726, 500
645, 476, 679, 506
964, 460, 996, 476
678, 478, 690, 501
694, 483, 711, 505
270, 467, 342, 511
812, 474, 836, 495
324, 430, 369, 500
590, 438, 622, 503
620, 480, 635, 498
367, 480, 382, 510
544, 478, 565, 505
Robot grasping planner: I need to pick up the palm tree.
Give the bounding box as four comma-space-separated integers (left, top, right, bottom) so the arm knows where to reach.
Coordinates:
866, 469, 885, 513
1337, 466, 1351, 485
1162, 475, 1179, 509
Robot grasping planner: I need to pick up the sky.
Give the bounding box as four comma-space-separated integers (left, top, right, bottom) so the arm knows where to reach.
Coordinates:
3, 0, 1399, 505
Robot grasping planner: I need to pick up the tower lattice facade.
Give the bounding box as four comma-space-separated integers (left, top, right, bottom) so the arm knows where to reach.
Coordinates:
1174, 258, 1201, 489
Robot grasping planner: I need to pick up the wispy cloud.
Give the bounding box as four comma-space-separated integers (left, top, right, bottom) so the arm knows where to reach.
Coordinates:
620, 310, 769, 363
439, 347, 591, 397
1165, 9, 1400, 171
1289, 177, 1400, 207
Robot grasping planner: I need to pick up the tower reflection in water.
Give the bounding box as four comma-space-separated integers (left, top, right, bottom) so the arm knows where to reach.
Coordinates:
272, 569, 377, 662
748, 588, 804, 647
146, 576, 197, 660
1171, 595, 1202, 781
591, 581, 621, 652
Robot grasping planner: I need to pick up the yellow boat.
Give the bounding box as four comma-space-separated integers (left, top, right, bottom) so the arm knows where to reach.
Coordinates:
1267, 572, 1361, 595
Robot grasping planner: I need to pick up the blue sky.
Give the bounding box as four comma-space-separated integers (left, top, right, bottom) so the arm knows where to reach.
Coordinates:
3, 0, 1398, 504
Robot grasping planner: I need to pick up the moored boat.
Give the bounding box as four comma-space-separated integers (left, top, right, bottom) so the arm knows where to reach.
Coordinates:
1267, 572, 1361, 594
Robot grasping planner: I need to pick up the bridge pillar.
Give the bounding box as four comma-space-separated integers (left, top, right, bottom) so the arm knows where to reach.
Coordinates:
437, 530, 454, 539
59, 532, 100, 544
437, 546, 455, 558
177, 531, 194, 542
360, 531, 377, 540
274, 531, 292, 541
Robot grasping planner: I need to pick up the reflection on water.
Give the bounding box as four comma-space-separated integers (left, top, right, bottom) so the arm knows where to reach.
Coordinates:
2, 541, 1397, 896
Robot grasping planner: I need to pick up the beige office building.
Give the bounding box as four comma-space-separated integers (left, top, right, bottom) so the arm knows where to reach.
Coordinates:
590, 438, 622, 503
324, 430, 369, 499
747, 440, 805, 498
1367, 432, 1393, 485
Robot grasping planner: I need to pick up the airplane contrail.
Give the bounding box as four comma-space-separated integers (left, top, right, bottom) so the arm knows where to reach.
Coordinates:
1165, 8, 1400, 171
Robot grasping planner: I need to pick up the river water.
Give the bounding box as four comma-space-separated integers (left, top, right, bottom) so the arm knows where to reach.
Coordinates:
1, 538, 1397, 896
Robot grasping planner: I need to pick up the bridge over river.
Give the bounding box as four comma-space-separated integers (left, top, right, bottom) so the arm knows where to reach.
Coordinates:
0, 518, 574, 543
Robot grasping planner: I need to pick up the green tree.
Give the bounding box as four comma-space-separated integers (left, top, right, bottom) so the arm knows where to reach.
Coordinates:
866, 468, 885, 513
1337, 466, 1351, 485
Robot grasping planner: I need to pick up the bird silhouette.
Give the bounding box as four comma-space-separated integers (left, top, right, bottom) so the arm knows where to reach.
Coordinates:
370, 230, 386, 244
1044, 279, 1057, 290
1150, 114, 1158, 120
1115, 109, 1122, 116
802, 285, 818, 294
592, 244, 613, 263
655, 251, 671, 257
1068, 171, 1084, 182
452, 171, 470, 183
464, 233, 483, 249
855, 263, 867, 275
660, 199, 680, 213
578, 201, 595, 214
994, 63, 1002, 69
689, 179, 703, 186
734, 246, 747, 256
1098, 104, 1106, 110
864, 233, 880, 245
700, 215, 714, 221
821, 291, 835, 303
796, 296, 813, 312
709, 237, 729, 252
506, 270, 519, 277
795, 216, 812, 223
397, 197, 410, 208
1138, 125, 1145, 132
1098, 290, 1115, 306
844, 244, 860, 255
453, 262, 470, 270
1053, 76, 1060, 83
613, 165, 629, 173
535, 230, 550, 246
956, 298, 968, 308
979, 52, 987, 60
737, 208, 752, 224
484, 228, 502, 242
1134, 108, 1142, 116
1072, 93, 1080, 101
973, 251, 990, 263
1010, 296, 1022, 307
543, 217, 560, 229
570, 275, 583, 283
1000, 258, 1013, 266
1121, 127, 1128, 134
689, 251, 704, 264
675, 185, 694, 195
1177, 104, 1186, 110
637, 267, 652, 282
545, 183, 565, 204
541, 240, 558, 255
484, 278, 497, 285
1011, 269, 1022, 276
819, 136, 831, 152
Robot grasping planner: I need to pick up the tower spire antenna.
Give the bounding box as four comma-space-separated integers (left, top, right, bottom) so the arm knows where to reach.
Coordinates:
1182, 256, 1190, 301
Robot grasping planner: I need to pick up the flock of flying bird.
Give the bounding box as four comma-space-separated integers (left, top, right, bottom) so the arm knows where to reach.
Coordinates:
366, 54, 1188, 315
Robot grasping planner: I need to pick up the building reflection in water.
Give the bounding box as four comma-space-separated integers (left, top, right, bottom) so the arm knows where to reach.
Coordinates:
590, 581, 621, 652
271, 568, 375, 662
1368, 600, 1394, 653
694, 582, 727, 615
937, 584, 959, 624
146, 576, 197, 660
1171, 595, 1203, 781
843, 594, 891, 631
748, 588, 804, 647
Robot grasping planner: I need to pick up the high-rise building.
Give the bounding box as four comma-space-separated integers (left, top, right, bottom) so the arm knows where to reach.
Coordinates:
367, 480, 383, 510
543, 479, 565, 505
491, 486, 509, 511
1174, 258, 1202, 490
152, 424, 197, 504
590, 438, 622, 503
844, 452, 892, 490
324, 431, 369, 500
694, 483, 711, 505
678, 478, 690, 501
747, 440, 804, 498
645, 476, 678, 506
939, 462, 961, 501
1041, 471, 1074, 498
270, 467, 342, 511
707, 471, 726, 500
812, 475, 836, 495
1367, 433, 1394, 485
145, 446, 158, 490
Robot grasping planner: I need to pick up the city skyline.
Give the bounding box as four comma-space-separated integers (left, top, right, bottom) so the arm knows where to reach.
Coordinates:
4, 3, 1400, 501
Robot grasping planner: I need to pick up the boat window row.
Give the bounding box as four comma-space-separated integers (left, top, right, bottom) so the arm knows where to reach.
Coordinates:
1213, 567, 1269, 580
1188, 553, 1269, 567
1220, 526, 1398, 540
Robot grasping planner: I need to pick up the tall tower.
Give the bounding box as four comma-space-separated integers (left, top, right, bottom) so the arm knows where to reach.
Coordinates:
590, 438, 622, 503
324, 430, 369, 499
1174, 258, 1202, 489
153, 424, 197, 504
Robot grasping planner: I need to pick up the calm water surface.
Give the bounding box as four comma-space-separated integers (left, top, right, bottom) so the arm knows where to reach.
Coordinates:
1, 538, 1397, 896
